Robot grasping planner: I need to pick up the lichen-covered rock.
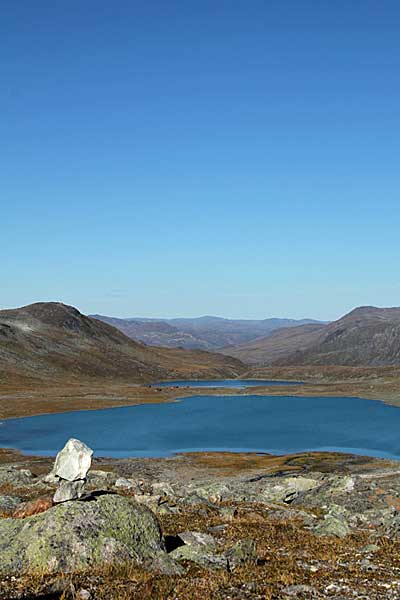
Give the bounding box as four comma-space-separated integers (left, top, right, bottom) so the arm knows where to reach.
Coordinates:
0, 494, 165, 574
53, 438, 93, 482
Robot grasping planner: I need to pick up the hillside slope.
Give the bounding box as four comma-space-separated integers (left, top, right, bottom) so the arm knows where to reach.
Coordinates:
92, 314, 322, 350
221, 306, 400, 367
0, 303, 245, 383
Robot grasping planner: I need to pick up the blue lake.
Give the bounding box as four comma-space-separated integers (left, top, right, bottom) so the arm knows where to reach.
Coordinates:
153, 379, 302, 389
1, 394, 400, 459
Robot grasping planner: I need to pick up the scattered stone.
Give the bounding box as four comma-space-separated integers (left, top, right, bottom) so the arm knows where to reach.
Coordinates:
170, 544, 226, 570
178, 531, 217, 548
360, 557, 378, 571
53, 479, 85, 503
0, 494, 166, 573
282, 583, 320, 597
115, 477, 137, 490
53, 438, 93, 482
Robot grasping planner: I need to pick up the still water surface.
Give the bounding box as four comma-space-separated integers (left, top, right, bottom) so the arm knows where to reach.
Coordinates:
0, 392, 399, 459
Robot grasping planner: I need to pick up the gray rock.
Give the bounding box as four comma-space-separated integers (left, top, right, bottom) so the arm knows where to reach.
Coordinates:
53, 479, 86, 503
360, 558, 378, 571
282, 584, 319, 597
178, 531, 217, 548
53, 438, 93, 482
0, 493, 165, 574
115, 477, 137, 490
170, 544, 227, 570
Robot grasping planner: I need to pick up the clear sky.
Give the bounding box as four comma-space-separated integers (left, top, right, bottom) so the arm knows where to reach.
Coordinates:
2, 1, 399, 321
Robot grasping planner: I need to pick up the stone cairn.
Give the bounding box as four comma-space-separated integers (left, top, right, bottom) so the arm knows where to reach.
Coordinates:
46, 438, 94, 503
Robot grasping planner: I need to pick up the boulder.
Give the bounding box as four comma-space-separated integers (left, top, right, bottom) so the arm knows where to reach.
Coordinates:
0, 493, 166, 574
53, 438, 93, 482
53, 480, 85, 503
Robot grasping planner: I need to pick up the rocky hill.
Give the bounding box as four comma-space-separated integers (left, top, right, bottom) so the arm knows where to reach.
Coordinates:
0, 303, 245, 383
92, 314, 321, 350
221, 306, 400, 367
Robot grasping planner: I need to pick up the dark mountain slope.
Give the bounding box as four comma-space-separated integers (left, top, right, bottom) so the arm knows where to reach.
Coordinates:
0, 303, 245, 383
221, 306, 400, 367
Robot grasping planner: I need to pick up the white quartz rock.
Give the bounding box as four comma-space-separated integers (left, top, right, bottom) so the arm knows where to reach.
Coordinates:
53, 438, 93, 482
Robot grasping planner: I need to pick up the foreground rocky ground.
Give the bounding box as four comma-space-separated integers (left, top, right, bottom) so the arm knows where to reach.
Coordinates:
0, 448, 400, 599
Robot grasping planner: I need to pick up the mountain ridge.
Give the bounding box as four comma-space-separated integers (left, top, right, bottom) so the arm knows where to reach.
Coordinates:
0, 302, 245, 383
221, 305, 400, 367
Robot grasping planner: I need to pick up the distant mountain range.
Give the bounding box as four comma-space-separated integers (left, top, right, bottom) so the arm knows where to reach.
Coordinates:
91, 314, 323, 350
0, 303, 244, 384
221, 306, 400, 367
3, 303, 400, 386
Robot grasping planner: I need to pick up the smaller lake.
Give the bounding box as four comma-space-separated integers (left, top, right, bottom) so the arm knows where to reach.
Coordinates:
154, 379, 302, 389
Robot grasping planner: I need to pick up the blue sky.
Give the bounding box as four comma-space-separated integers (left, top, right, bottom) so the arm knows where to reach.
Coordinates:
2, 1, 399, 320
